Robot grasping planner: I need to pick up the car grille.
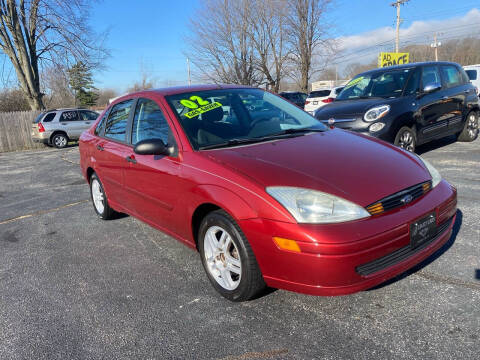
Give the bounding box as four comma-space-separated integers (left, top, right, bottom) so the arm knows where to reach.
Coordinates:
356, 216, 453, 276
365, 181, 432, 215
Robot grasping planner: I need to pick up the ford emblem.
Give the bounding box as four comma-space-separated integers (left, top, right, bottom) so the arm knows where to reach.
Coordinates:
401, 194, 413, 204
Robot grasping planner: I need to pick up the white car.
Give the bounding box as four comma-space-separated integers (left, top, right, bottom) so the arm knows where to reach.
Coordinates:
463, 65, 480, 95
304, 86, 344, 115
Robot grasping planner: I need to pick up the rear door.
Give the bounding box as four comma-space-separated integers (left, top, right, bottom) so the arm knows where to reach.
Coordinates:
123, 97, 182, 230
93, 99, 135, 205
58, 110, 83, 139
78, 110, 99, 132
417, 65, 450, 142
440, 64, 471, 134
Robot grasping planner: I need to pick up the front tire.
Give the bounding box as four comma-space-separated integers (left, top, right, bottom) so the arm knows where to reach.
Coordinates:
199, 210, 266, 301
394, 126, 416, 152
90, 173, 115, 220
457, 112, 479, 142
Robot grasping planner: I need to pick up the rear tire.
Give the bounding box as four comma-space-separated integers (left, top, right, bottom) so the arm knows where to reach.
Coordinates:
198, 210, 266, 301
90, 173, 115, 220
52, 133, 68, 149
457, 112, 479, 142
394, 126, 416, 152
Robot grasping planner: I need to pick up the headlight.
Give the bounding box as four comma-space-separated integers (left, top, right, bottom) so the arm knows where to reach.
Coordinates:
266, 187, 370, 223
364, 105, 390, 122
417, 156, 442, 188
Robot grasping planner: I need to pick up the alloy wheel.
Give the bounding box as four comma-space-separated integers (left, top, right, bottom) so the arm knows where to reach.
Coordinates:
203, 225, 242, 290
91, 178, 105, 214
467, 113, 478, 139
54, 135, 67, 148
398, 130, 415, 151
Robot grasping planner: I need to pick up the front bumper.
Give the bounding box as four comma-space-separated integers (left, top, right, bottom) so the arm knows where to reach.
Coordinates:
319, 117, 395, 142
239, 180, 457, 296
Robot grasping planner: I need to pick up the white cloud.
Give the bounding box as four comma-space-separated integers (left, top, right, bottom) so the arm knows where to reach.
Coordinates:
334, 8, 480, 65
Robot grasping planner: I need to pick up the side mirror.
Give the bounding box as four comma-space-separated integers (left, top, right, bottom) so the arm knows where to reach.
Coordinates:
134, 138, 172, 156
422, 82, 442, 94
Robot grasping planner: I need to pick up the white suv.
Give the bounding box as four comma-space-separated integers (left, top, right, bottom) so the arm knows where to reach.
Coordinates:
304, 86, 344, 115
463, 65, 480, 95
31, 108, 99, 148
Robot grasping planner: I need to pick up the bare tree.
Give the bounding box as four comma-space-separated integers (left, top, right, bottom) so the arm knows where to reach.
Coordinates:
0, 87, 29, 111
185, 0, 260, 85
96, 88, 117, 108
247, 0, 290, 92
42, 64, 75, 108
286, 0, 333, 92
342, 61, 377, 79
0, 0, 107, 110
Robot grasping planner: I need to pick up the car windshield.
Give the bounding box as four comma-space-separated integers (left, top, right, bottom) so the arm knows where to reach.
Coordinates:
166, 88, 326, 150
336, 68, 413, 100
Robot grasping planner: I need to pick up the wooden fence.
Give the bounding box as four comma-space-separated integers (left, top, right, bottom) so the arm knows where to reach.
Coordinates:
0, 110, 44, 152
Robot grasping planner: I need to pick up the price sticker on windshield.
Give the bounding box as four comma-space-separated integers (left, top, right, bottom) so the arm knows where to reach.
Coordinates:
180, 95, 223, 118
344, 76, 364, 89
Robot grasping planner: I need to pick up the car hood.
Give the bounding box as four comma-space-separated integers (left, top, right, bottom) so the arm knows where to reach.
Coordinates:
315, 97, 401, 119
204, 129, 430, 207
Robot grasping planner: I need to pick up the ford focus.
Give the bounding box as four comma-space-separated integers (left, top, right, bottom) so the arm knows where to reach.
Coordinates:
79, 85, 457, 301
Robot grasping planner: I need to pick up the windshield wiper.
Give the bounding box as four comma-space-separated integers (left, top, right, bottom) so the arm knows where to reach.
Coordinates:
198, 127, 325, 150
198, 137, 271, 150
265, 127, 325, 137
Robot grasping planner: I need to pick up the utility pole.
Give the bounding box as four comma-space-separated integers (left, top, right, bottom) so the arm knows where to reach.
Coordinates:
391, 0, 409, 53
431, 33, 442, 61
187, 57, 191, 86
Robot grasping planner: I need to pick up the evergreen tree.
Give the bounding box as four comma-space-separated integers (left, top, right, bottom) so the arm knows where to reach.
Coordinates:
67, 62, 99, 107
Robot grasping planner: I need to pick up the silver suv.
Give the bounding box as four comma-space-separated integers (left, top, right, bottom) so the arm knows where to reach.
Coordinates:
31, 108, 99, 148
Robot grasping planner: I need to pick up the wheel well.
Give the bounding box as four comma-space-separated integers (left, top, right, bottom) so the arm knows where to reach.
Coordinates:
191, 203, 221, 250
86, 167, 95, 184
50, 130, 69, 143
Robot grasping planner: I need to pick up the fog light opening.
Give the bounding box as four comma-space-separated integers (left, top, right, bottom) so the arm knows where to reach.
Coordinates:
369, 122, 385, 132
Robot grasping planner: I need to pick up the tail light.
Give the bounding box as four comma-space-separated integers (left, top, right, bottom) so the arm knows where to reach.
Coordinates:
322, 98, 334, 103
305, 100, 310, 105
37, 123, 45, 133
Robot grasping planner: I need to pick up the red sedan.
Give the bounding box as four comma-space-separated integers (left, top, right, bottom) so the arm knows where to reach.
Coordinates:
79, 85, 457, 301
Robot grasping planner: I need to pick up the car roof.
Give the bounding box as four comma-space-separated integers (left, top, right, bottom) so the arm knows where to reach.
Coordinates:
357, 61, 462, 77
113, 84, 254, 103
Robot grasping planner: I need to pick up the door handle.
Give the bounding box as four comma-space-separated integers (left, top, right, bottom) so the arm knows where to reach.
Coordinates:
85, 122, 91, 124
61, 123, 67, 125
96, 144, 104, 151
126, 155, 137, 164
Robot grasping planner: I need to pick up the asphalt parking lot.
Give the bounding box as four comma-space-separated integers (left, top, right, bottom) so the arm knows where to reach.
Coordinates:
0, 137, 479, 360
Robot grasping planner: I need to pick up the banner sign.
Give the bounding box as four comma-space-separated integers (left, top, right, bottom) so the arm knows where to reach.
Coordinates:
378, 52, 409, 67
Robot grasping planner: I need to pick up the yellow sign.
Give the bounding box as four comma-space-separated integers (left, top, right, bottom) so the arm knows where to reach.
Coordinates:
378, 52, 409, 67
184, 102, 222, 119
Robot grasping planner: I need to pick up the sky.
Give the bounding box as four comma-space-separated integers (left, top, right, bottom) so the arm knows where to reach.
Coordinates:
2, 0, 480, 91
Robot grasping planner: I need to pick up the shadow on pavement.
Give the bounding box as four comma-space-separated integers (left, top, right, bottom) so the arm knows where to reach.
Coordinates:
368, 209, 463, 291
416, 135, 457, 155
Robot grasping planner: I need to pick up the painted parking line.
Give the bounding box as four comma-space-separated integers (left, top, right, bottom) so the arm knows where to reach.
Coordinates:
0, 199, 89, 225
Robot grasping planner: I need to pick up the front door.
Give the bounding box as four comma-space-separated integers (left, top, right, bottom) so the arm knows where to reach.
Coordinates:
123, 97, 182, 230
417, 65, 450, 142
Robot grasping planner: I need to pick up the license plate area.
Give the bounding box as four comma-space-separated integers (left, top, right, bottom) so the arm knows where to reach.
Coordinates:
313, 101, 318, 105
410, 212, 436, 248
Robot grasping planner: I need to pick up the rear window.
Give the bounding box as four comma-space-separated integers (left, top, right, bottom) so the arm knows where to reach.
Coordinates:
309, 90, 330, 98
42, 113, 56, 122
33, 113, 45, 123
466, 69, 477, 80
